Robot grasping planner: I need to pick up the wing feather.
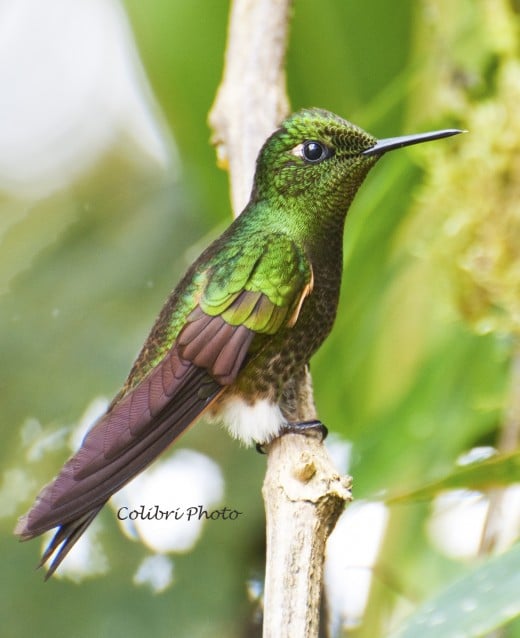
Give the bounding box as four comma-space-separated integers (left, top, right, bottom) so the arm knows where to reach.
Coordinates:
15, 231, 313, 576
17, 356, 223, 539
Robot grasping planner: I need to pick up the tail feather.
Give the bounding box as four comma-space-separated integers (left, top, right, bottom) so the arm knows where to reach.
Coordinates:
15, 311, 255, 577
40, 504, 105, 580
15, 348, 223, 575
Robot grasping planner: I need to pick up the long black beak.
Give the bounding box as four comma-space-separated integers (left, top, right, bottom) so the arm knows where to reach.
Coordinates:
363, 129, 464, 156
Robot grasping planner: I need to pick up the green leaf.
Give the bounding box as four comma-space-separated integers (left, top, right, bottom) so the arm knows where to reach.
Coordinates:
387, 451, 520, 504
388, 544, 520, 638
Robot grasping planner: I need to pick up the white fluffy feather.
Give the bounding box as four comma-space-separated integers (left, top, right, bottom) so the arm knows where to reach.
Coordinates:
216, 397, 285, 446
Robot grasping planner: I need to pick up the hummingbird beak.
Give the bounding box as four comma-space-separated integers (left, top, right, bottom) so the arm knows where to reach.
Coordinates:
362, 128, 465, 156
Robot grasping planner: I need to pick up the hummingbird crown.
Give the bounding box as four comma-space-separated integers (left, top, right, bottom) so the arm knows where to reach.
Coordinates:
251, 108, 379, 203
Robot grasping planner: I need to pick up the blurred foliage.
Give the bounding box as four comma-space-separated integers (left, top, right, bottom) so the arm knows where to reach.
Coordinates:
388, 542, 520, 638
410, 0, 520, 337
388, 451, 520, 503
1, 0, 519, 637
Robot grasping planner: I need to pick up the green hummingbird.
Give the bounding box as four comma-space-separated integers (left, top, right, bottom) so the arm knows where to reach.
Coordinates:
15, 108, 462, 577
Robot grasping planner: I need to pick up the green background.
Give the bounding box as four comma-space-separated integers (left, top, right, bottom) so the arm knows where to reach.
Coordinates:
1, 1, 518, 636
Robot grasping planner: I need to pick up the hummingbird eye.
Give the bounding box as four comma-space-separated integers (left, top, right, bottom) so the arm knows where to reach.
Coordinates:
301, 140, 329, 163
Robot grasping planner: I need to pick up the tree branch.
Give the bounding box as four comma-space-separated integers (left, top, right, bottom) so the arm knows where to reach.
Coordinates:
208, 0, 291, 216
208, 2, 352, 636
263, 434, 352, 637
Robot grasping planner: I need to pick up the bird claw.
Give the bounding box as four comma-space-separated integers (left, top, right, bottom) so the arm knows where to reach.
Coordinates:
281, 419, 328, 441
255, 419, 328, 454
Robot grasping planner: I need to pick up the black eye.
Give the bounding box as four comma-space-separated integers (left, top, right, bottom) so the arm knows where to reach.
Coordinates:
302, 140, 328, 163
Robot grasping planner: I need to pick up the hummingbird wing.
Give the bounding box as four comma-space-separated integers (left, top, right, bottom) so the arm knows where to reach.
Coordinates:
183, 231, 314, 382
15, 232, 313, 577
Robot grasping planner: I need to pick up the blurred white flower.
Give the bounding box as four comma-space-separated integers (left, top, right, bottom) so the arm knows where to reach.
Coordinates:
427, 489, 489, 560
112, 448, 225, 553
325, 501, 389, 633
133, 554, 175, 593
427, 486, 520, 560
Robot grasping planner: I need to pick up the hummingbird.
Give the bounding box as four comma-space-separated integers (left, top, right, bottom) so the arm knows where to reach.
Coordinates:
15, 108, 462, 577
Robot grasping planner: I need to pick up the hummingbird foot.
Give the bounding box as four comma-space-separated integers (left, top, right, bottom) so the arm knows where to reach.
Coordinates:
255, 419, 328, 454
281, 419, 328, 440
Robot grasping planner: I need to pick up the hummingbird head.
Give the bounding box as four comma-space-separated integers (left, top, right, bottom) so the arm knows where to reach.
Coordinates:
251, 108, 462, 210
252, 108, 378, 205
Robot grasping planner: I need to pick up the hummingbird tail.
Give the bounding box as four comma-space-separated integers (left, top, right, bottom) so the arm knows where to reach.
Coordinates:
40, 505, 105, 579
14, 345, 225, 577
15, 309, 257, 578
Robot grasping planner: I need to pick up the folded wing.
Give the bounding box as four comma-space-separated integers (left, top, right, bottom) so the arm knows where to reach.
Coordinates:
15, 231, 313, 577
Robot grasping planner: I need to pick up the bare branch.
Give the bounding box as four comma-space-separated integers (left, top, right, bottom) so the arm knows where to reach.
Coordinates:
209, 2, 353, 636
209, 0, 291, 216
263, 434, 352, 637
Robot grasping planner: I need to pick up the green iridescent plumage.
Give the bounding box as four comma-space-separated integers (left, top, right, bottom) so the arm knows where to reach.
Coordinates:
200, 233, 312, 331
15, 108, 462, 577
